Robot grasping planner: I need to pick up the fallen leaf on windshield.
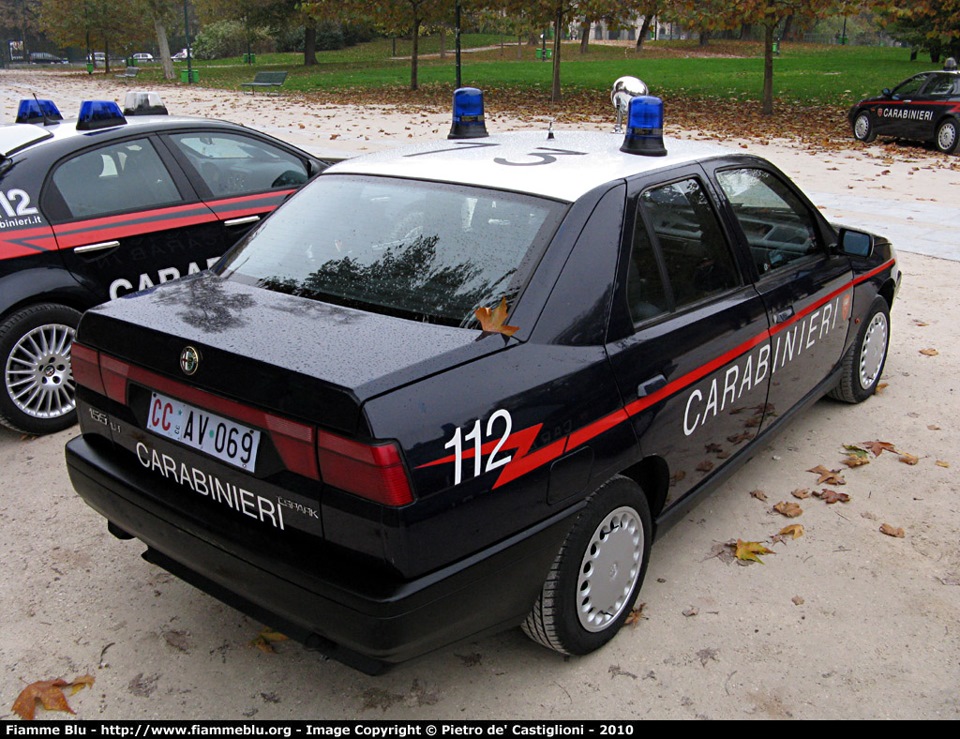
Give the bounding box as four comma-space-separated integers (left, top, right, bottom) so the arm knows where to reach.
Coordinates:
11, 674, 94, 720
880, 523, 905, 538
808, 465, 846, 485
733, 539, 774, 564
475, 297, 519, 337
774, 501, 803, 518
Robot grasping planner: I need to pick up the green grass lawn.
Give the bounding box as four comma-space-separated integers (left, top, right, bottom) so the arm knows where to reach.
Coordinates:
113, 37, 941, 143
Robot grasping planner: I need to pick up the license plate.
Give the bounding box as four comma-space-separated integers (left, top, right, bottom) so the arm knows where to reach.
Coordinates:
147, 392, 260, 470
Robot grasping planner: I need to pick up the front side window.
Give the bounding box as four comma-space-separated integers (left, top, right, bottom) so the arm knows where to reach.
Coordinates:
892, 74, 930, 98
52, 138, 180, 219
716, 168, 819, 275
219, 175, 564, 327
168, 131, 308, 197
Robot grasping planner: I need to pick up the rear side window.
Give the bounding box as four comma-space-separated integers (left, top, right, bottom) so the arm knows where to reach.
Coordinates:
168, 132, 308, 197
52, 138, 180, 219
626, 177, 741, 324
219, 175, 564, 327
716, 168, 819, 275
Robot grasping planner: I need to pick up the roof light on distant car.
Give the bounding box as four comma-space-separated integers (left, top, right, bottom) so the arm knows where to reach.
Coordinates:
76, 100, 127, 131
15, 99, 63, 125
448, 87, 488, 139
620, 95, 667, 157
122, 91, 169, 116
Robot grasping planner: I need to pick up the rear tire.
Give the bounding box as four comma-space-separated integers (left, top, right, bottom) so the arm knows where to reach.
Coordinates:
522, 476, 652, 656
853, 112, 877, 143
0, 304, 81, 435
935, 118, 958, 154
829, 296, 889, 404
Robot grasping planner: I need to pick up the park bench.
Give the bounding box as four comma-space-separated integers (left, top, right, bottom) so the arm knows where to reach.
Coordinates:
241, 71, 288, 95
115, 66, 140, 80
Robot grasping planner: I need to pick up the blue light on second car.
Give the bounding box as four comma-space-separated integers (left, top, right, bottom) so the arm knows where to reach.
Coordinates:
448, 87, 488, 140
76, 100, 128, 131
15, 99, 63, 125
620, 96, 667, 157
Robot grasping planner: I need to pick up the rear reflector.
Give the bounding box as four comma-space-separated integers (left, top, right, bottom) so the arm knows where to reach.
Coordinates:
317, 431, 413, 507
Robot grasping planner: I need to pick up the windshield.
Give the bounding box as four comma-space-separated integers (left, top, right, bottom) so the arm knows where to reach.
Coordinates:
219, 174, 565, 327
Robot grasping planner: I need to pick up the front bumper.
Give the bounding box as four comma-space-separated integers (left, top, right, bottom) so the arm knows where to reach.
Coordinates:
66, 435, 577, 673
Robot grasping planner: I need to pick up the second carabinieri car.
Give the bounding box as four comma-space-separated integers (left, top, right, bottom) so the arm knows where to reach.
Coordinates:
66, 82, 901, 673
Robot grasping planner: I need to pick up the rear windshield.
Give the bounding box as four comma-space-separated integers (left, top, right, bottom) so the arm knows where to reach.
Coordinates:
219, 174, 564, 327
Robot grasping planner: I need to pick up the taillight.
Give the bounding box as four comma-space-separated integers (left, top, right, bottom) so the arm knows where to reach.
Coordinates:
317, 431, 413, 507
70, 342, 105, 396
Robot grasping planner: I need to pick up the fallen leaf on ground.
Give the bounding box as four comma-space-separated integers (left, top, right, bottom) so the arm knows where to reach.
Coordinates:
750, 489, 768, 501
697, 460, 714, 473
624, 603, 646, 626
816, 488, 851, 504
792, 595, 805, 606
875, 382, 889, 394
682, 606, 699, 617
936, 460, 950, 468
778, 524, 804, 539
808, 464, 846, 485
774, 501, 803, 518
880, 523, 905, 538
11, 674, 95, 720
791, 488, 811, 499
863, 440, 898, 457
919, 348, 939, 356
250, 627, 289, 654
899, 452, 919, 465
733, 539, 774, 564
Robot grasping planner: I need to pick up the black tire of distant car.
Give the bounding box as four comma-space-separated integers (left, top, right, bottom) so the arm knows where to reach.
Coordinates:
852, 111, 877, 143
935, 117, 959, 154
829, 296, 890, 404
0, 303, 81, 435
522, 475, 652, 655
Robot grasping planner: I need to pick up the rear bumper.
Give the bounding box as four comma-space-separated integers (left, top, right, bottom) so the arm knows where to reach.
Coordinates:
66, 435, 576, 673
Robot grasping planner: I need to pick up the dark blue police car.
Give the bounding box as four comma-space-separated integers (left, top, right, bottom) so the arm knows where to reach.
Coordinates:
0, 94, 330, 435
65, 83, 900, 673
848, 69, 960, 153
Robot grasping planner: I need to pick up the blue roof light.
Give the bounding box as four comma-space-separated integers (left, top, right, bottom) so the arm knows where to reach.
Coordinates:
448, 87, 488, 140
620, 96, 667, 157
76, 100, 127, 131
15, 99, 63, 125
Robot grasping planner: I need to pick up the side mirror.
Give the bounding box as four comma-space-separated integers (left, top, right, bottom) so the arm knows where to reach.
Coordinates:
837, 227, 874, 258
882, 87, 892, 98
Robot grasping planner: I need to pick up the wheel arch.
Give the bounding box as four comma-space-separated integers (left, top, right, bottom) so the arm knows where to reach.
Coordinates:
618, 454, 670, 526
0, 268, 94, 321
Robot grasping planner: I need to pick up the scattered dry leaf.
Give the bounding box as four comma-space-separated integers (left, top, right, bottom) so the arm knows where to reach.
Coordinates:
927, 424, 941, 431
898, 452, 919, 465
875, 382, 889, 394
863, 440, 898, 457
474, 296, 519, 337
774, 501, 803, 518
879, 523, 905, 538
936, 460, 950, 468
808, 464, 846, 485
696, 460, 715, 473
778, 524, 804, 539
250, 627, 289, 654
733, 539, 774, 564
791, 488, 811, 499
11, 674, 94, 720
919, 348, 939, 356
792, 595, 805, 606
624, 603, 646, 626
750, 489, 768, 501
816, 488, 851, 504
682, 606, 699, 617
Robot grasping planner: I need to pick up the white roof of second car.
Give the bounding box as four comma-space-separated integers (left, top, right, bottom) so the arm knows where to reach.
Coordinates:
325, 130, 737, 202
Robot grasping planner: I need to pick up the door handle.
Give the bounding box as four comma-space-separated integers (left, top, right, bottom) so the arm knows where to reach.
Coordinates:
74, 240, 120, 254
637, 374, 667, 398
224, 215, 260, 227
773, 306, 795, 325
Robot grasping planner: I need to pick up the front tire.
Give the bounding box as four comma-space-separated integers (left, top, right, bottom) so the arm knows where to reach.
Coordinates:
935, 118, 959, 154
522, 476, 652, 656
829, 296, 889, 404
853, 111, 877, 143
0, 304, 81, 435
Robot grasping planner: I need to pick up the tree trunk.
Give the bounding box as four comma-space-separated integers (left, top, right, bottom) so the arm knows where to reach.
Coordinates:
104, 39, 111, 74
551, 9, 562, 102
410, 16, 420, 90
762, 23, 775, 116
781, 15, 794, 41
699, 29, 709, 47
154, 18, 174, 80
440, 26, 446, 59
304, 25, 317, 66
637, 15, 653, 49
580, 20, 589, 53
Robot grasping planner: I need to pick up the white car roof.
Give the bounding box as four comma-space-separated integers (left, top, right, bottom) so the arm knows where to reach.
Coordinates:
326, 130, 736, 202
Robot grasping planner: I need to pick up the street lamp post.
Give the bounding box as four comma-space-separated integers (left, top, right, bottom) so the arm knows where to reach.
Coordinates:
455, 0, 461, 88
183, 0, 193, 83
